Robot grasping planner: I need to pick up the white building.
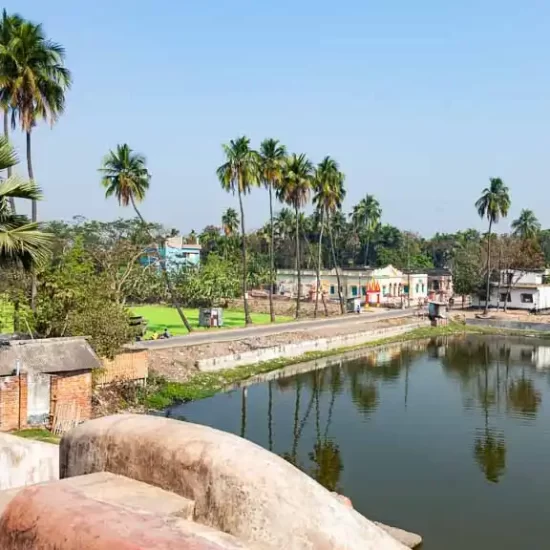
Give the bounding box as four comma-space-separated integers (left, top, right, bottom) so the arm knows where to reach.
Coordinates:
276, 265, 429, 305
474, 269, 550, 311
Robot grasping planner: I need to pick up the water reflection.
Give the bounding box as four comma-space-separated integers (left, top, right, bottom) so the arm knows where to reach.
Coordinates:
474, 428, 506, 484
167, 335, 550, 549
258, 337, 545, 487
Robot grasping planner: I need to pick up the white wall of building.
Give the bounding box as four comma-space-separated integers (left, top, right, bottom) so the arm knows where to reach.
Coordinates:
0, 433, 59, 490
276, 266, 430, 304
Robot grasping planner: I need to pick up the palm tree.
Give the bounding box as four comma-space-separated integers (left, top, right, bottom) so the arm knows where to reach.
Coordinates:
216, 137, 260, 325
511, 209, 540, 240
260, 138, 287, 323
100, 144, 193, 333
313, 157, 346, 314
475, 178, 511, 314
0, 19, 71, 222
278, 154, 313, 318
351, 194, 381, 266
0, 9, 22, 213
0, 136, 50, 269
221, 207, 239, 237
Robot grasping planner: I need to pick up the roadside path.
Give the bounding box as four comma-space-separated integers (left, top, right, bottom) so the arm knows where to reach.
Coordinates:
128, 309, 417, 350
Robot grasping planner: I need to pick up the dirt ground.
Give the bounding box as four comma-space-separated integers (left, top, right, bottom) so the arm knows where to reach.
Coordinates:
456, 309, 550, 324
148, 316, 413, 382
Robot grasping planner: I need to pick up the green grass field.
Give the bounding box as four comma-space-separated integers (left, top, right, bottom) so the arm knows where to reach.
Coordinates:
0, 299, 14, 333
130, 305, 292, 336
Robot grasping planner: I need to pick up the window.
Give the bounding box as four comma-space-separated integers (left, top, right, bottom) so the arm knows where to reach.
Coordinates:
330, 285, 335, 295
421, 283, 425, 293
432, 280, 440, 291
351, 285, 358, 296
361, 286, 367, 296
500, 293, 511, 302
521, 293, 534, 304
415, 284, 419, 294
382, 285, 387, 295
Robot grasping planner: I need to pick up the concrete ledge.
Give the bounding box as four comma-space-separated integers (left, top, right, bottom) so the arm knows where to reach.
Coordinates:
197, 321, 428, 372
466, 318, 550, 332
0, 483, 251, 549
61, 414, 408, 549
0, 433, 59, 491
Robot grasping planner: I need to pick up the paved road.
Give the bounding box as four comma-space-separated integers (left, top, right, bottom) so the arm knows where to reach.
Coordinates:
128, 308, 417, 350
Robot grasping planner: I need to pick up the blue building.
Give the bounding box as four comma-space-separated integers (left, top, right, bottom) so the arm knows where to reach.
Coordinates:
141, 236, 201, 270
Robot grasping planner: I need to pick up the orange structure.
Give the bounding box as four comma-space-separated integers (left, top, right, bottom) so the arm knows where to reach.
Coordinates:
366, 280, 381, 307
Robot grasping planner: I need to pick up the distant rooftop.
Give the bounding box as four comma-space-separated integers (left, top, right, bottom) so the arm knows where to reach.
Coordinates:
165, 236, 202, 250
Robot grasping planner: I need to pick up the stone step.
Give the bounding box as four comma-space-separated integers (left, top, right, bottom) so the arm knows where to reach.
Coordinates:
0, 472, 195, 520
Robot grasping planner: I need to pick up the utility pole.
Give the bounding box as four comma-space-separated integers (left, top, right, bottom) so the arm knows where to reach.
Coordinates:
407, 232, 411, 309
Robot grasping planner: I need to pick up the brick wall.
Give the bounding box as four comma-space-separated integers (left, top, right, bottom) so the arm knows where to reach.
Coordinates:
0, 374, 27, 432
96, 351, 148, 385
50, 371, 92, 423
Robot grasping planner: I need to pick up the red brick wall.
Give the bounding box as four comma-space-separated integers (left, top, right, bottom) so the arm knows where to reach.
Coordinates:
0, 374, 27, 432
50, 371, 92, 423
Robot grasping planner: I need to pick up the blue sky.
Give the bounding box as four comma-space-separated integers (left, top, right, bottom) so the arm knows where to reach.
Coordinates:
5, 0, 550, 236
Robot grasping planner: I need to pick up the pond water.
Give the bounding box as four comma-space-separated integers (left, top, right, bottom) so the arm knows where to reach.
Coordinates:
165, 335, 550, 549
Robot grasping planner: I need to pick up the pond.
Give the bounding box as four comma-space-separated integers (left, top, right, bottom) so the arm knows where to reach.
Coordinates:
164, 335, 550, 549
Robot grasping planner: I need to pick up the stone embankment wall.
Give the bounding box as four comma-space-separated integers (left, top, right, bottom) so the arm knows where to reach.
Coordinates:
0, 433, 59, 491
466, 318, 550, 332
198, 320, 429, 372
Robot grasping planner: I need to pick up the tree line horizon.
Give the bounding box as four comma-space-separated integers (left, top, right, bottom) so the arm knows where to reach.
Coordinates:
0, 9, 546, 345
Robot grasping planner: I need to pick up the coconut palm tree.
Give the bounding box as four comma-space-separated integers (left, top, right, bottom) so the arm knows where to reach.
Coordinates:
511, 209, 540, 241
278, 154, 313, 318
260, 138, 287, 322
475, 178, 511, 314
351, 194, 381, 266
0, 9, 23, 212
0, 136, 50, 269
221, 207, 239, 237
0, 19, 71, 222
313, 157, 346, 314
100, 143, 193, 333
216, 136, 260, 325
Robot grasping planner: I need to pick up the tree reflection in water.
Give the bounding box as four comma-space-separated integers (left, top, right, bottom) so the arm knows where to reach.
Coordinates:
474, 428, 507, 484
273, 336, 544, 487
507, 376, 541, 418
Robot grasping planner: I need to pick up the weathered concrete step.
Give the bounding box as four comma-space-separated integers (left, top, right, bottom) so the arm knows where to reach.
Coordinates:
0, 482, 253, 549
0, 472, 195, 520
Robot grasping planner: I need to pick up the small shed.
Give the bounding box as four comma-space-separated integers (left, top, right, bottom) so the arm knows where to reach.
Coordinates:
0, 337, 100, 432
428, 301, 448, 326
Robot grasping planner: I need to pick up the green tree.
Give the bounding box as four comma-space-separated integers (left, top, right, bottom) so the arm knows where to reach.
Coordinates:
351, 194, 381, 266
221, 207, 239, 237
99, 143, 193, 333
0, 136, 50, 269
260, 138, 287, 322
511, 209, 540, 240
312, 157, 345, 314
452, 239, 483, 305
216, 137, 260, 325
278, 154, 313, 318
475, 178, 511, 314
0, 9, 23, 212
175, 254, 240, 308
34, 239, 131, 357
0, 19, 71, 222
